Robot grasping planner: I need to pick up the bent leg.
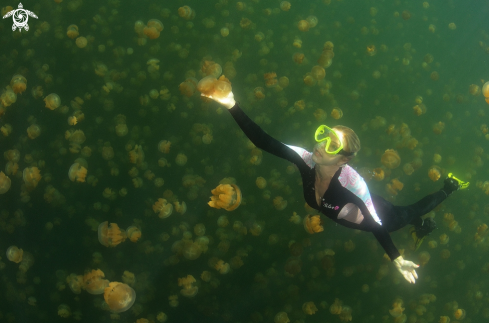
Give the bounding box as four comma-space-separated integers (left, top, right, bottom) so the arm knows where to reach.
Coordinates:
390, 190, 447, 231
373, 191, 447, 232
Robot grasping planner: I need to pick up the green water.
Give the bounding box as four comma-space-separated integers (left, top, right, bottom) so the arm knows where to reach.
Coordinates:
0, 0, 488, 322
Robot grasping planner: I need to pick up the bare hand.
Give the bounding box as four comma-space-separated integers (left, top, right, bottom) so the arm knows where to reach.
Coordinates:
393, 256, 419, 284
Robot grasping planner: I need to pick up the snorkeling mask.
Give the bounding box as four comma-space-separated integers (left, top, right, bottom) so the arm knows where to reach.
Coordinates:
314, 125, 355, 156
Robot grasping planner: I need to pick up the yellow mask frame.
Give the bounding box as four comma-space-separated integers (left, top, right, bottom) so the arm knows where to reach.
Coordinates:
314, 125, 344, 155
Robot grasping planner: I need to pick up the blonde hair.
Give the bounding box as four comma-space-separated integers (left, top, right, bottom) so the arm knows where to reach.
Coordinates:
332, 125, 361, 160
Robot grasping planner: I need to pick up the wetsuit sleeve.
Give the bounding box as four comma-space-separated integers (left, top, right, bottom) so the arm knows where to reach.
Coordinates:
372, 227, 400, 261
228, 102, 309, 170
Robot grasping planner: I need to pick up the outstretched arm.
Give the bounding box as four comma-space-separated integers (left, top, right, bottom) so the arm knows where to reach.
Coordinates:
203, 92, 309, 170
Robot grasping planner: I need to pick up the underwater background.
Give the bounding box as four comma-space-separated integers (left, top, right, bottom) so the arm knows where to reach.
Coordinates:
0, 0, 489, 322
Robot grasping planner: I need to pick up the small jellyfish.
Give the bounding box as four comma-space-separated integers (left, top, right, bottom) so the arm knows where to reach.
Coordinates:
331, 108, 343, 119
175, 153, 187, 166
83, 269, 110, 295
153, 198, 173, 218
10, 74, 27, 94
297, 20, 310, 31
453, 309, 465, 320
275, 312, 290, 323
178, 6, 195, 20
256, 177, 267, 189
104, 282, 136, 313
66, 274, 84, 294
122, 271, 136, 285
158, 140, 171, 153
303, 215, 324, 234
178, 275, 198, 297
6, 245, 23, 263
68, 163, 87, 182
302, 302, 318, 315
23, 166, 42, 189
208, 184, 242, 211
27, 124, 41, 139
58, 304, 71, 318
273, 196, 287, 210
280, 1, 291, 11
44, 93, 61, 110
0, 171, 12, 194
75, 36, 87, 48
98, 221, 127, 247
381, 149, 401, 169
126, 226, 142, 242
66, 25, 79, 39
428, 166, 441, 181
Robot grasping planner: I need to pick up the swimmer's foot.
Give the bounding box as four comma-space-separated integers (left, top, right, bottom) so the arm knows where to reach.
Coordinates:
442, 173, 469, 196
410, 218, 437, 250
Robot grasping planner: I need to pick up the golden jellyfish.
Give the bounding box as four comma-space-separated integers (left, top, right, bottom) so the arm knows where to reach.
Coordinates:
372, 168, 384, 181
97, 221, 127, 247
439, 233, 449, 245
178, 6, 195, 20
453, 309, 466, 320
311, 65, 326, 80
6, 245, 23, 263
389, 301, 405, 317
75, 36, 87, 48
178, 275, 198, 297
27, 124, 41, 139
220, 27, 229, 37
381, 149, 401, 169
175, 153, 187, 166
126, 226, 142, 242
143, 19, 164, 39
66, 274, 84, 294
68, 163, 87, 182
183, 242, 202, 260
298, 20, 310, 31
254, 87, 265, 99
274, 312, 290, 323
256, 177, 267, 189
428, 166, 441, 181
391, 178, 404, 191
303, 215, 324, 234
433, 121, 445, 134
293, 53, 305, 65
331, 108, 343, 119
158, 140, 171, 153
215, 260, 230, 274
153, 198, 173, 218
302, 302, 318, 315
330, 298, 343, 314
58, 304, 71, 318
273, 196, 287, 210
0, 171, 11, 194
122, 271, 136, 286
104, 282, 136, 313
418, 251, 430, 266
280, 1, 291, 11
23, 166, 41, 189
83, 269, 109, 294
10, 74, 27, 94
66, 24, 79, 39
208, 184, 242, 211
439, 316, 450, 323
44, 93, 61, 110
482, 81, 489, 99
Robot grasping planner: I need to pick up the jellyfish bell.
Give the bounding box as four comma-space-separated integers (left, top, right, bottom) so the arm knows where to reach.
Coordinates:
303, 215, 324, 234
197, 76, 217, 96
6, 245, 23, 263
0, 171, 11, 194
208, 184, 242, 211
98, 221, 127, 247
83, 269, 110, 294
44, 93, 61, 110
104, 282, 136, 313
68, 162, 87, 182
10, 74, 27, 94
381, 149, 401, 169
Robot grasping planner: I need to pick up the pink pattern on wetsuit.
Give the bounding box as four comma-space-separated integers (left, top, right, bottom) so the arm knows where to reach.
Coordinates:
338, 165, 381, 224
286, 145, 382, 225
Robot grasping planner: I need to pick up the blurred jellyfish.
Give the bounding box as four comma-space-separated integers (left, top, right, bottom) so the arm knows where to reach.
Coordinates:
208, 184, 242, 211
103, 282, 136, 313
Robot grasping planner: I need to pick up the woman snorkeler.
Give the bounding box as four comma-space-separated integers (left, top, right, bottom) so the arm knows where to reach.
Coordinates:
203, 90, 469, 284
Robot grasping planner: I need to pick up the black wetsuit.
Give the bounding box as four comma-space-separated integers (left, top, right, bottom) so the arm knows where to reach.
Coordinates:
228, 103, 448, 260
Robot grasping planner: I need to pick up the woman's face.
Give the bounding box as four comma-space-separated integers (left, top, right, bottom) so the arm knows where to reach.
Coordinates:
312, 141, 348, 166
